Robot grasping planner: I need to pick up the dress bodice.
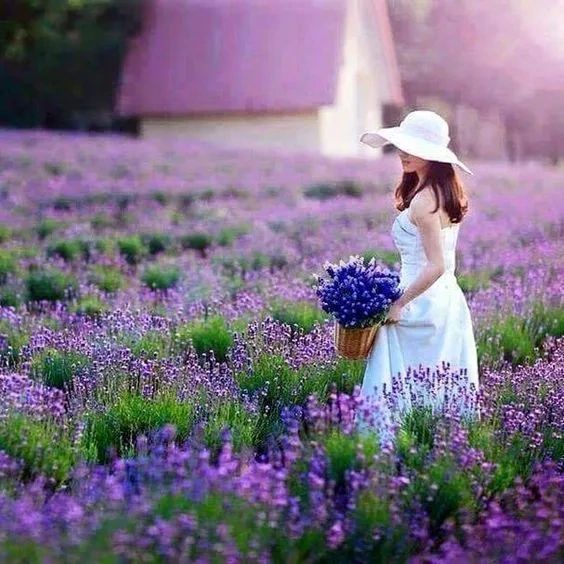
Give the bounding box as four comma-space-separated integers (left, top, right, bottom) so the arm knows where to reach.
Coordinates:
391, 208, 459, 285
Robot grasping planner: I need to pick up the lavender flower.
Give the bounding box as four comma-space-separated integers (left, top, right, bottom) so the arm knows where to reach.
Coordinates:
314, 255, 403, 328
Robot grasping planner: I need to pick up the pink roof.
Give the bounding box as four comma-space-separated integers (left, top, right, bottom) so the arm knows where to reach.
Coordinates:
116, 0, 404, 116
372, 0, 404, 106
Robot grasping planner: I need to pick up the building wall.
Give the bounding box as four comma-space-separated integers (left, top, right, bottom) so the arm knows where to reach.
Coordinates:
140, 0, 389, 158
140, 111, 320, 152
319, 0, 385, 158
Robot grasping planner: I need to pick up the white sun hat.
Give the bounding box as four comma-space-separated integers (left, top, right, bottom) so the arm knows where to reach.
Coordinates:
360, 110, 473, 175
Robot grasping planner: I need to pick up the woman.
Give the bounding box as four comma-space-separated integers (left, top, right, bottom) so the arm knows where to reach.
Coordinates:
356, 110, 480, 442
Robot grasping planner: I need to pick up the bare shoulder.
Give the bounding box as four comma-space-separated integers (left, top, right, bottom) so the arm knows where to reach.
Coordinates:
410, 188, 438, 221
412, 186, 437, 204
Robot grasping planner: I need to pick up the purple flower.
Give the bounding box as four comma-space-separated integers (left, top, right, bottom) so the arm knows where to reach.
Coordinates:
314, 255, 403, 328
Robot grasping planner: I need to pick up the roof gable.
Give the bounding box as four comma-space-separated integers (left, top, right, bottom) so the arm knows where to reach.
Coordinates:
116, 0, 403, 116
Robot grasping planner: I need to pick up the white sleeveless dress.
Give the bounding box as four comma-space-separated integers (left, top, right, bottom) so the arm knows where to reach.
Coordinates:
357, 208, 480, 441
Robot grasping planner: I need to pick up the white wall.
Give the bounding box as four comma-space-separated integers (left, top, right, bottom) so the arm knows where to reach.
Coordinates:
141, 112, 320, 152
141, 0, 389, 159
319, 0, 385, 158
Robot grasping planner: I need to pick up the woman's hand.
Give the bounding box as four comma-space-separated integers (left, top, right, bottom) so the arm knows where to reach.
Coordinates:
384, 301, 405, 324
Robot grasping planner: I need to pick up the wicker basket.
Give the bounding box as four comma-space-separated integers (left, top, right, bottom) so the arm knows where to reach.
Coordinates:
334, 321, 380, 360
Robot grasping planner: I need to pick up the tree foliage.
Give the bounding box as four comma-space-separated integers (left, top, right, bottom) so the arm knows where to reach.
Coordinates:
387, 0, 564, 162
0, 0, 142, 128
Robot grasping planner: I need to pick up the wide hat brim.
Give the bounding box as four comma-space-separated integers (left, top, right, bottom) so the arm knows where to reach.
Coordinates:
360, 127, 473, 175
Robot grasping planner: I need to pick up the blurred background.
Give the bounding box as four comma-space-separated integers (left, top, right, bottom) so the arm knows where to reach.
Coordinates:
1, 0, 563, 164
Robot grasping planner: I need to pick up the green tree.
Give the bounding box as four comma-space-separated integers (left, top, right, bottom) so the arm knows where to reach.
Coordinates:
0, 0, 142, 128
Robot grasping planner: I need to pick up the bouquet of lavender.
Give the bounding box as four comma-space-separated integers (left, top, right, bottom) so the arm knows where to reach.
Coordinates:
314, 255, 403, 329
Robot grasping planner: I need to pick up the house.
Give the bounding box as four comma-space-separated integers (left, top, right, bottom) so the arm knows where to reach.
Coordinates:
115, 0, 404, 157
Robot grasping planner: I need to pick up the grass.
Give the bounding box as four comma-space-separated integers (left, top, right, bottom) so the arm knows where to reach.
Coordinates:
70, 295, 108, 317
455, 266, 504, 293
141, 264, 181, 290
46, 238, 90, 262
173, 314, 233, 362
30, 348, 91, 391
82, 391, 198, 463
477, 302, 564, 367
117, 235, 145, 265
203, 398, 262, 454
0, 249, 18, 283
180, 231, 214, 254
25, 268, 78, 302
0, 411, 76, 484
0, 321, 29, 367
89, 264, 124, 293
140, 232, 172, 255
268, 298, 330, 334
362, 248, 400, 267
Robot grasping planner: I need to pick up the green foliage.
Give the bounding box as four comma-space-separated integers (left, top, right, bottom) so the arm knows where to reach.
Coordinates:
268, 298, 329, 334
216, 224, 251, 247
400, 406, 439, 453
323, 357, 366, 396
0, 249, 17, 283
234, 354, 364, 448
338, 179, 364, 197
0, 411, 76, 484
174, 315, 233, 363
30, 347, 90, 391
52, 196, 73, 210
70, 294, 108, 317
0, 321, 29, 367
150, 190, 169, 205
25, 268, 78, 302
323, 429, 380, 487
477, 302, 564, 367
468, 422, 533, 495
228, 314, 254, 336
140, 232, 172, 255
217, 250, 289, 276
89, 264, 124, 293
412, 455, 476, 536
0, 0, 143, 128
478, 315, 534, 366
457, 267, 503, 293
12, 245, 39, 260
362, 248, 400, 267
151, 490, 278, 559
82, 392, 197, 463
203, 399, 261, 454
0, 224, 11, 243
90, 213, 115, 231
46, 238, 90, 261
303, 180, 364, 200
94, 237, 117, 255
524, 300, 564, 345
223, 274, 246, 299
343, 472, 415, 561
395, 427, 432, 473
239, 354, 354, 407
126, 330, 170, 360
44, 161, 67, 177
117, 235, 145, 265
245, 251, 272, 270
180, 231, 214, 253
0, 285, 22, 308
141, 264, 180, 291
36, 218, 63, 240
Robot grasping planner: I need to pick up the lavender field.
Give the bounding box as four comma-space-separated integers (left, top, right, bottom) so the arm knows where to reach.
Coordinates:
0, 129, 562, 562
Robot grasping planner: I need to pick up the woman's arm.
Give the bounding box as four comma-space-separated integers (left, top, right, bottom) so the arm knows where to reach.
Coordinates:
395, 190, 446, 309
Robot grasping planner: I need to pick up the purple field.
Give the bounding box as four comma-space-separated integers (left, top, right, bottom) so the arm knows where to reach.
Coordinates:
0, 129, 562, 562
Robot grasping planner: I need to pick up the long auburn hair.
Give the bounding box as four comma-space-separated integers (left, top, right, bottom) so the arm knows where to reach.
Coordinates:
394, 161, 468, 224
